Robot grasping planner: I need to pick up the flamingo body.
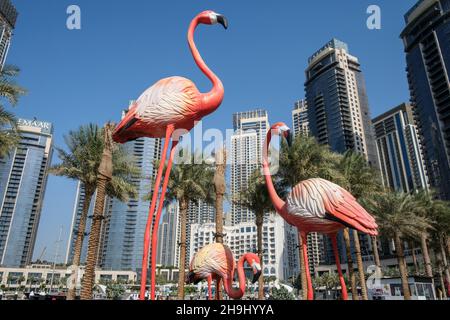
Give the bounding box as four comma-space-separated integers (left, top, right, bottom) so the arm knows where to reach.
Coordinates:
187, 243, 261, 300
285, 178, 378, 235
113, 77, 202, 143
189, 243, 234, 282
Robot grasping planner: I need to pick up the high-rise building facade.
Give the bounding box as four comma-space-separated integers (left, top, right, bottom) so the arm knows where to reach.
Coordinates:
305, 39, 379, 168
101, 136, 162, 272
373, 103, 429, 193
0, 0, 17, 69
0, 118, 53, 267
231, 110, 269, 225
401, 0, 450, 199
156, 202, 179, 267
292, 100, 309, 137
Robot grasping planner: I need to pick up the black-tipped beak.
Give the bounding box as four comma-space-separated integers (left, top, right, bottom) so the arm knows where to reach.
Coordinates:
186, 271, 195, 284
252, 271, 262, 284
217, 14, 228, 29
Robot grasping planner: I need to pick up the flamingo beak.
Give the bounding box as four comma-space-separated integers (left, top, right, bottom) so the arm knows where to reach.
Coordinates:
279, 125, 293, 147
251, 262, 262, 284
216, 14, 228, 29
186, 271, 196, 284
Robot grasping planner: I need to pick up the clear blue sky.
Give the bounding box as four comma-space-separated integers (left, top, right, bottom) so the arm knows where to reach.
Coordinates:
8, 0, 417, 262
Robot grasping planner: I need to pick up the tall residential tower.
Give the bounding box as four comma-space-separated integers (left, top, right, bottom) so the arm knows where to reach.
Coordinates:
305, 39, 379, 168
0, 118, 53, 267
401, 0, 450, 199
373, 103, 429, 193
0, 0, 17, 69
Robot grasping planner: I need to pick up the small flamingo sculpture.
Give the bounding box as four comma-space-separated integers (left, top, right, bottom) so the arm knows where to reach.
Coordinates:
186, 243, 262, 300
112, 11, 228, 300
263, 122, 378, 300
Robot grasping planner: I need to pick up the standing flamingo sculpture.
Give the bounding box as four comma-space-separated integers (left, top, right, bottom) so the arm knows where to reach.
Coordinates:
186, 243, 262, 300
112, 11, 228, 300
262, 122, 378, 300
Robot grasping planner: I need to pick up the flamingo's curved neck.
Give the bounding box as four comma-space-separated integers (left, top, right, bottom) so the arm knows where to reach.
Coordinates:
223, 255, 248, 299
263, 131, 287, 215
188, 17, 224, 116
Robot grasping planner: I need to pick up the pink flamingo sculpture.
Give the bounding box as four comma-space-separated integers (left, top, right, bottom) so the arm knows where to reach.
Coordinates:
186, 243, 262, 300
112, 11, 228, 300
263, 122, 378, 300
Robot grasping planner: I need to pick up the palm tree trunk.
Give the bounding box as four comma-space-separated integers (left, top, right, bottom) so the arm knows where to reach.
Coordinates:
435, 251, 447, 299
420, 233, 433, 278
80, 125, 113, 300
409, 241, 419, 275
353, 230, 368, 300
298, 232, 307, 300
256, 212, 264, 300
371, 236, 382, 273
447, 236, 450, 261
214, 148, 226, 300
342, 229, 358, 300
214, 147, 226, 245
80, 180, 108, 300
394, 233, 411, 300
67, 188, 93, 300
439, 236, 450, 297
177, 198, 188, 300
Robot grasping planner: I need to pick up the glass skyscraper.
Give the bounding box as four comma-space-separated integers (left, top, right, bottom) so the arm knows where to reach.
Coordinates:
0, 118, 53, 267
373, 103, 429, 193
305, 39, 379, 169
0, 0, 17, 69
401, 0, 450, 199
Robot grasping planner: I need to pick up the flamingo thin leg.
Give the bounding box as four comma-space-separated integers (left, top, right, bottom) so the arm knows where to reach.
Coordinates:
301, 232, 314, 300
139, 126, 173, 300
331, 234, 348, 300
150, 137, 179, 300
207, 275, 212, 300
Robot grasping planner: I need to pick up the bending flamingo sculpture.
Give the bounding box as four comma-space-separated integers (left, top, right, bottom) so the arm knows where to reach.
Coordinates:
263, 122, 378, 300
112, 11, 228, 300
186, 243, 262, 300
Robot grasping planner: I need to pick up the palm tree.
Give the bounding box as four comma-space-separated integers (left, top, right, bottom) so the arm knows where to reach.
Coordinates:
51, 123, 138, 300
277, 134, 344, 299
428, 199, 450, 296
161, 151, 213, 300
80, 123, 139, 300
0, 65, 27, 158
338, 151, 381, 300
412, 191, 439, 279
235, 170, 279, 300
364, 191, 432, 300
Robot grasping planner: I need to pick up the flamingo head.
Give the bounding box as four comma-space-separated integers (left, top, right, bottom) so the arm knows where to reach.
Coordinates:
245, 253, 262, 284
197, 10, 228, 29
185, 271, 202, 285
270, 122, 293, 147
